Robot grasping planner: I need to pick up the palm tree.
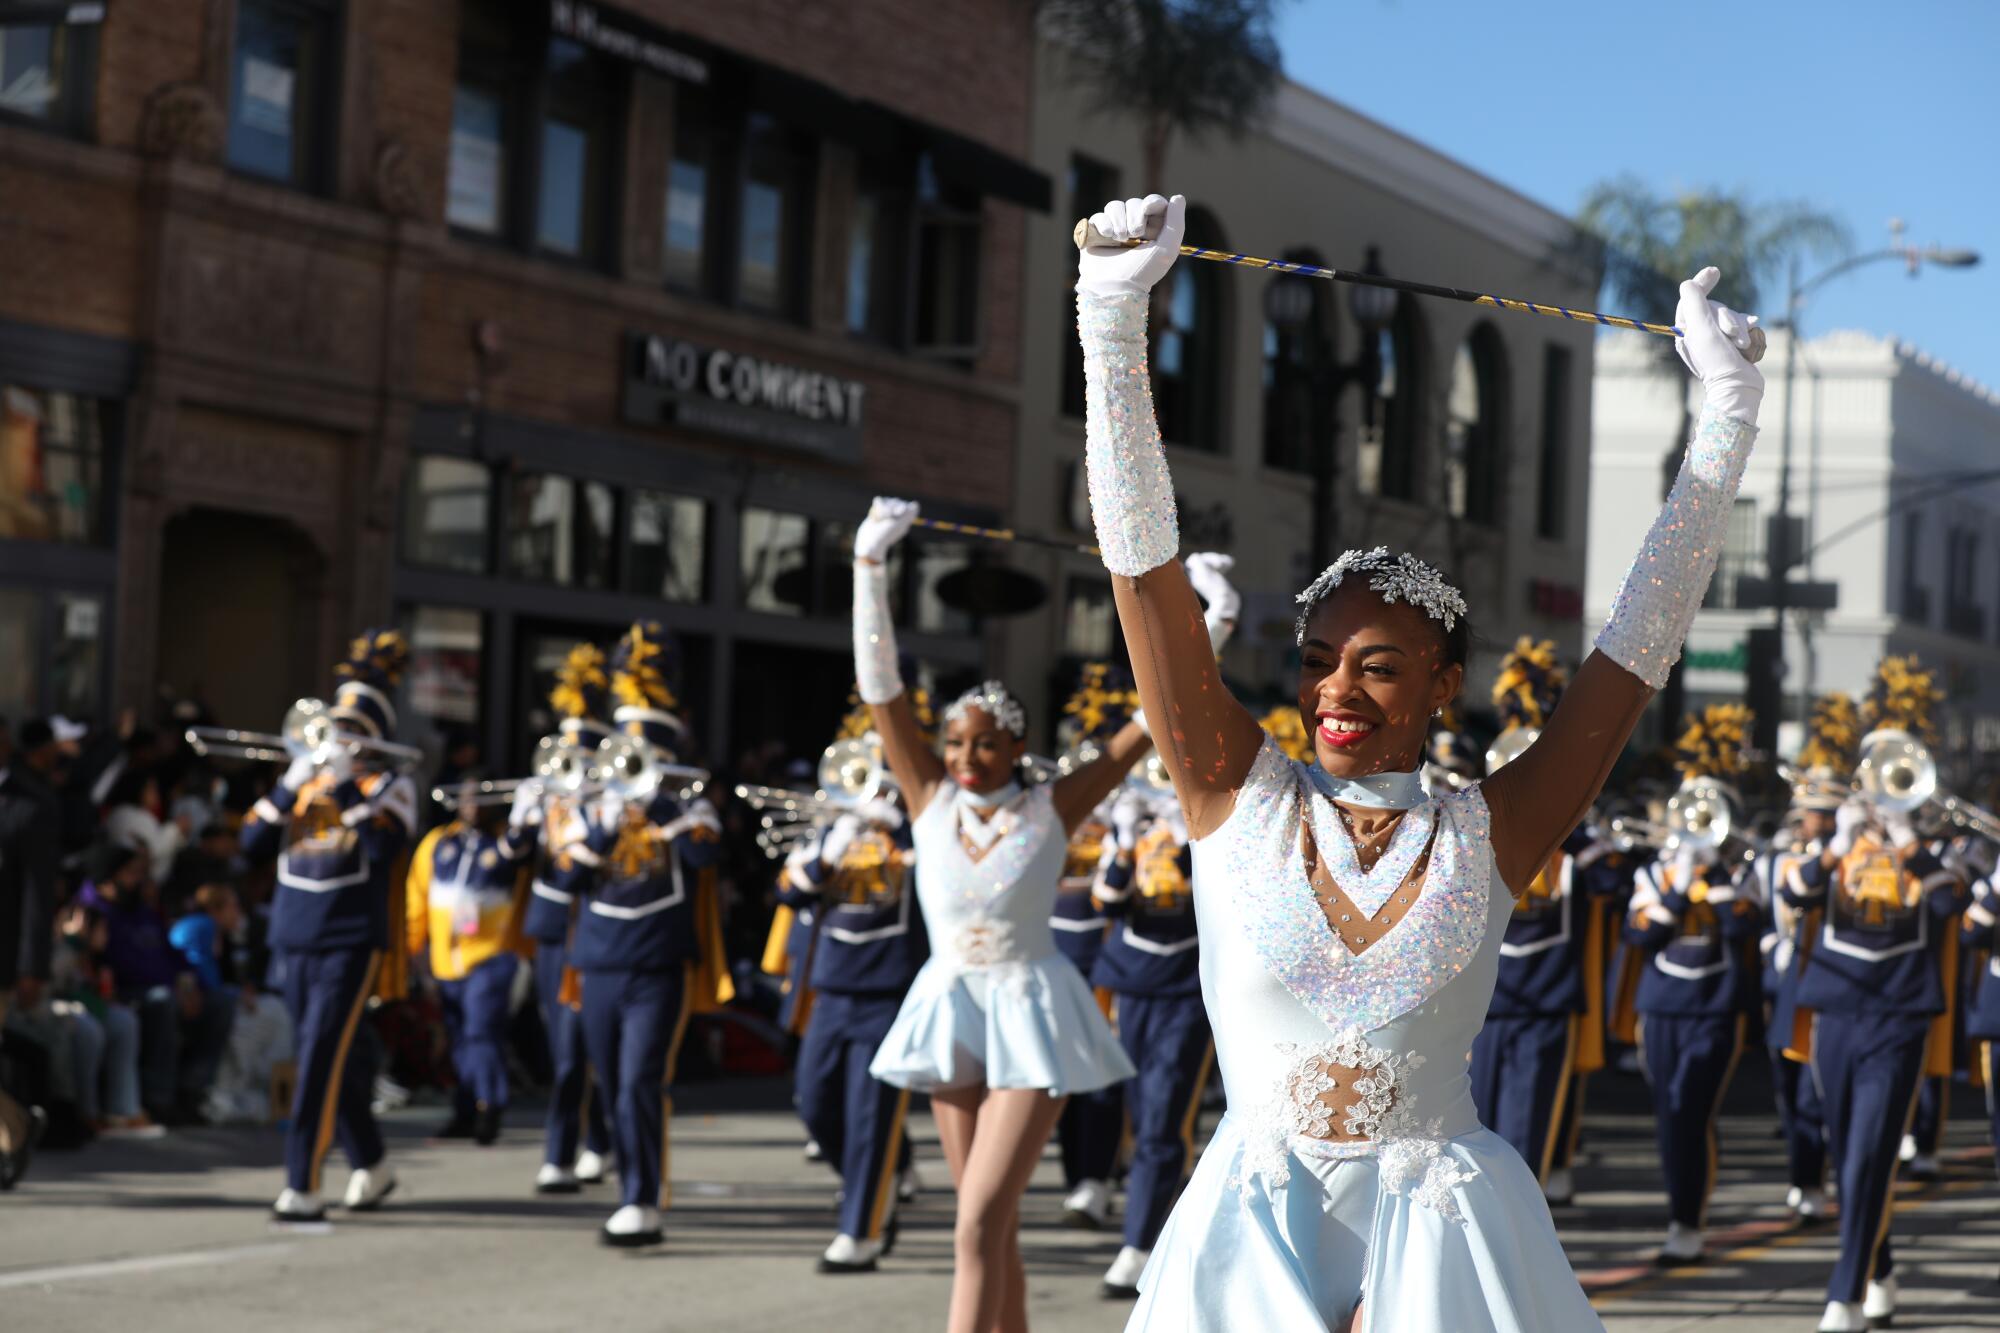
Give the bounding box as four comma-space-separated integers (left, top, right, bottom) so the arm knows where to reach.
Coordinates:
1039, 0, 1290, 191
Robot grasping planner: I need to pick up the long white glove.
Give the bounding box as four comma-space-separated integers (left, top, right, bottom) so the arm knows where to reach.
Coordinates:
1077, 194, 1186, 578
852, 497, 916, 705
1673, 267, 1765, 425
1185, 551, 1240, 654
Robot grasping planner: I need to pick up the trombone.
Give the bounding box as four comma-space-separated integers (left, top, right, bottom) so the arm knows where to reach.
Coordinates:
187, 697, 423, 771
429, 734, 608, 808
596, 733, 710, 803
1855, 730, 2000, 841
735, 737, 889, 860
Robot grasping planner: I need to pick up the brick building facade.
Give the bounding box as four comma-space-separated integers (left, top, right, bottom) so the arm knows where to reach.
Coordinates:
0, 0, 1046, 767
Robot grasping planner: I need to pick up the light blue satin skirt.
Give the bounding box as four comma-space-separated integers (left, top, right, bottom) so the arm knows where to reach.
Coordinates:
1129, 1114, 1604, 1333
868, 954, 1135, 1097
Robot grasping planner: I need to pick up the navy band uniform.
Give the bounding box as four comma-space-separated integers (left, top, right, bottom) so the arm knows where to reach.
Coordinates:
1053, 812, 1122, 1213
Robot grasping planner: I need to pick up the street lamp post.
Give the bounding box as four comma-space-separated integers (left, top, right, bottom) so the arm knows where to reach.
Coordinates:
1267, 246, 1398, 573
1765, 225, 1979, 746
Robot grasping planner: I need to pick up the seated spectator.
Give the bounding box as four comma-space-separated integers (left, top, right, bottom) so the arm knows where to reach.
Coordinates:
102, 768, 186, 885
48, 901, 158, 1138
172, 885, 292, 1124
162, 821, 243, 921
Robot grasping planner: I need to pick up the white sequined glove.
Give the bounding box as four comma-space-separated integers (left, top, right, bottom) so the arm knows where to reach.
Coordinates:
1673, 267, 1765, 425
1077, 194, 1185, 299
854, 496, 918, 564
1185, 551, 1240, 653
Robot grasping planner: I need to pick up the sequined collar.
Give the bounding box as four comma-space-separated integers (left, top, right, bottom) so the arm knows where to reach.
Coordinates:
1305, 765, 1428, 811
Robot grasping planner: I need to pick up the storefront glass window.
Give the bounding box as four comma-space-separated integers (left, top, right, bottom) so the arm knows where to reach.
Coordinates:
50, 592, 101, 719
2, 385, 105, 544
447, 85, 506, 234
0, 587, 37, 721
628, 490, 706, 602
814, 519, 855, 619
1063, 579, 1116, 659
402, 455, 490, 573
740, 507, 810, 616
506, 473, 616, 588
227, 0, 331, 188
912, 540, 973, 636
404, 605, 483, 749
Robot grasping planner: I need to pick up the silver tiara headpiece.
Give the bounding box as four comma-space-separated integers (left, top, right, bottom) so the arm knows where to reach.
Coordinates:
943, 679, 1028, 738
1294, 546, 1467, 644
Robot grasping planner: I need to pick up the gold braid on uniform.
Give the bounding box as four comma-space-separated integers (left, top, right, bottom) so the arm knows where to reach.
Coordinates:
1490, 636, 1566, 733
1675, 702, 1753, 781
611, 623, 679, 711
1795, 692, 1861, 772
1259, 705, 1314, 763
550, 643, 609, 719
1861, 654, 1943, 743
335, 629, 410, 686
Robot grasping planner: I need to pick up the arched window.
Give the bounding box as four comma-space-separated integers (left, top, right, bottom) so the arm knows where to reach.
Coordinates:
1359, 300, 1425, 500
1445, 324, 1506, 525
1261, 249, 1336, 473
1152, 205, 1226, 453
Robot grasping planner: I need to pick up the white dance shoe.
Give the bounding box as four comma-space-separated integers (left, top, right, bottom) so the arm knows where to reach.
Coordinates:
1542, 1167, 1574, 1206
601, 1203, 663, 1247
1063, 1178, 1112, 1230
535, 1162, 580, 1194
574, 1148, 610, 1183
1864, 1275, 1897, 1325
270, 1188, 325, 1223
817, 1232, 883, 1273
1101, 1245, 1149, 1298
342, 1164, 396, 1211
1817, 1300, 1867, 1332
1655, 1221, 1704, 1264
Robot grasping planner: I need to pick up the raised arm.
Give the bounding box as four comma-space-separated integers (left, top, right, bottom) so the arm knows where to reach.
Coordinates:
851, 498, 947, 816
1078, 194, 1262, 838
1486, 268, 1766, 892
1051, 718, 1152, 834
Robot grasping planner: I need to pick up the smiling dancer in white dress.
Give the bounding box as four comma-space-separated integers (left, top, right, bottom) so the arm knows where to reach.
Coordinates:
849, 505, 1144, 1333
1074, 190, 1768, 1332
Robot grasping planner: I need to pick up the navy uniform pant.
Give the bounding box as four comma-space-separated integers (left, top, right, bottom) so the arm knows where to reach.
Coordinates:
1469, 1012, 1578, 1181
794, 990, 909, 1242
276, 947, 385, 1194
439, 952, 518, 1115
580, 966, 689, 1210
535, 940, 610, 1168
1059, 1082, 1124, 1190
1769, 1042, 1826, 1191
1909, 1074, 1944, 1156
1984, 1043, 2000, 1183
1637, 1013, 1746, 1229
1116, 992, 1213, 1251
1812, 1011, 1931, 1302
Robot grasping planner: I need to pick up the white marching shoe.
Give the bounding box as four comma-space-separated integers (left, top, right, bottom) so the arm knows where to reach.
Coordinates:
270, 1188, 326, 1223
1788, 1185, 1830, 1220
1101, 1246, 1149, 1298
1655, 1221, 1704, 1264
1864, 1275, 1897, 1325
535, 1162, 580, 1194
1063, 1178, 1112, 1230
601, 1203, 663, 1247
1817, 1300, 1868, 1332
817, 1232, 883, 1274
342, 1164, 396, 1211
1897, 1133, 1917, 1163
574, 1148, 610, 1183
1542, 1167, 1575, 1206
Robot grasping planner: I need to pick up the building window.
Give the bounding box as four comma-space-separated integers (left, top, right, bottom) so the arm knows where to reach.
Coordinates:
1060, 155, 1120, 418
1358, 302, 1425, 501
627, 490, 707, 603
846, 159, 908, 343
736, 113, 811, 316
402, 455, 491, 574
1, 385, 107, 544
447, 85, 508, 234
910, 156, 981, 359
536, 38, 618, 263
1062, 578, 1116, 659
1945, 524, 1983, 640
404, 605, 484, 751
740, 507, 811, 616
1902, 514, 1928, 625
1444, 325, 1505, 526
51, 591, 101, 718
0, 586, 37, 721
1262, 259, 1334, 474
1536, 345, 1572, 540
663, 81, 715, 293
226, 0, 334, 189
0, 12, 97, 135
1154, 205, 1226, 453
505, 473, 615, 588
1706, 499, 1760, 610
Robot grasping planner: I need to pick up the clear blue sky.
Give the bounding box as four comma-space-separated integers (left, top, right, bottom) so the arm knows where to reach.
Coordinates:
1274, 0, 2000, 389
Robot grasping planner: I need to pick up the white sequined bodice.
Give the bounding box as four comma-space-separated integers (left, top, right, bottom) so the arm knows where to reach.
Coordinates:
913, 784, 1068, 974
1191, 737, 1514, 1203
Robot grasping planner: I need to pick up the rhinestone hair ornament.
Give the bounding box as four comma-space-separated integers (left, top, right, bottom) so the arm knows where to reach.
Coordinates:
1294, 547, 1467, 644
944, 680, 1028, 739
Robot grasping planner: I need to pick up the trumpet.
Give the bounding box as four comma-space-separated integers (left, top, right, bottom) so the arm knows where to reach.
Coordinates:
736, 737, 890, 860
187, 697, 423, 771
1666, 777, 1734, 853
429, 734, 609, 808
1855, 731, 2000, 841
596, 734, 710, 803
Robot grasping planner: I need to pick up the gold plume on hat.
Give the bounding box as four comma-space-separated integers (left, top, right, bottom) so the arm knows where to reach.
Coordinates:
1861, 655, 1942, 743
549, 643, 609, 720
610, 622, 678, 711
836, 685, 934, 744
1259, 705, 1313, 763
335, 628, 409, 686
1676, 702, 1753, 781
1061, 662, 1141, 742
1491, 637, 1566, 733
1795, 692, 1860, 772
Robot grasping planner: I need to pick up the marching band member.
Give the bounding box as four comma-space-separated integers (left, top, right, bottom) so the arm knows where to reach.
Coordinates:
1965, 864, 2000, 1284
1613, 705, 1764, 1265
1091, 788, 1207, 1298
506, 644, 614, 1193
1469, 642, 1619, 1206
406, 778, 529, 1145
850, 498, 1145, 1333
575, 622, 733, 1247
244, 630, 419, 1223
785, 758, 926, 1274
1785, 656, 1968, 1333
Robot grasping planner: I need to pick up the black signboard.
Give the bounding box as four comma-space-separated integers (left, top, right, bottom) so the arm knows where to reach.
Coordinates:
622, 332, 866, 463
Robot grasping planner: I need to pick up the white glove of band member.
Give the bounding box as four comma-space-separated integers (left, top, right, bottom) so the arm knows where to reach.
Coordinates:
324, 745, 356, 785
819, 813, 864, 869
1828, 799, 1869, 859
1185, 551, 1241, 621
509, 782, 544, 830
850, 799, 903, 830
1111, 793, 1147, 853
854, 497, 918, 564
280, 754, 319, 793
1881, 810, 1919, 850
1078, 194, 1186, 299
1673, 267, 1765, 424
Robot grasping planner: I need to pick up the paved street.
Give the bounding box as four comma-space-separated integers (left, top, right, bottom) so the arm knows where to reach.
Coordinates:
4, 1063, 1998, 1333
